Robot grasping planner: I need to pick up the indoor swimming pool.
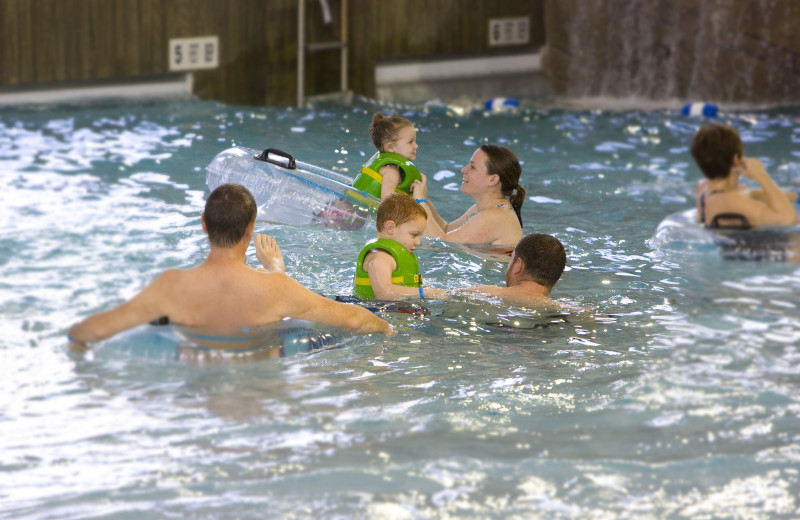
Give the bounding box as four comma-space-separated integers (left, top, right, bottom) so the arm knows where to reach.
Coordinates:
2, 97, 800, 518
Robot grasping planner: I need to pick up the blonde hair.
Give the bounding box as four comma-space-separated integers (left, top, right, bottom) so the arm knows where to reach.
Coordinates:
370, 112, 413, 152
376, 193, 426, 231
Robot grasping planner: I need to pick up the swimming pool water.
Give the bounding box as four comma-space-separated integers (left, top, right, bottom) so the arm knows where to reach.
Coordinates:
2, 98, 800, 518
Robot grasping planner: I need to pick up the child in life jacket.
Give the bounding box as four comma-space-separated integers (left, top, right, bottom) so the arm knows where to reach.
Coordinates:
354, 193, 447, 300
352, 113, 424, 200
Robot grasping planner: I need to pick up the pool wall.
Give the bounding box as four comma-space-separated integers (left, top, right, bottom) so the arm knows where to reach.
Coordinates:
5, 1, 799, 107
0, 0, 544, 106
542, 0, 800, 105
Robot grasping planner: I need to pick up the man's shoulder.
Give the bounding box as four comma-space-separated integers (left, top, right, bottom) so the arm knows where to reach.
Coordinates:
466, 284, 505, 297
150, 267, 187, 287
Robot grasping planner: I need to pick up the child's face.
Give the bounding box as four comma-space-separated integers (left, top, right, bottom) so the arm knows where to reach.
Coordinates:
386, 125, 418, 161
382, 215, 426, 253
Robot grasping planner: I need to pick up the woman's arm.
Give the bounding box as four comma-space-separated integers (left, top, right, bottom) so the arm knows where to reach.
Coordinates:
741, 158, 798, 226
411, 177, 453, 234
440, 208, 521, 245
747, 188, 798, 205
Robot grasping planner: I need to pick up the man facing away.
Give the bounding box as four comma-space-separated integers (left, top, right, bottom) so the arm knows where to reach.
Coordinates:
466, 233, 567, 308
68, 183, 392, 351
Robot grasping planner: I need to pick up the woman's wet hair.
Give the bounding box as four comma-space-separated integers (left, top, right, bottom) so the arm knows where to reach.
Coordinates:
370, 112, 413, 151
514, 233, 566, 289
203, 183, 257, 247
376, 193, 426, 231
690, 123, 744, 180
480, 144, 526, 226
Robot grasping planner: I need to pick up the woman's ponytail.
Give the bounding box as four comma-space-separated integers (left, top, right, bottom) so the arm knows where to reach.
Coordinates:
480, 144, 525, 227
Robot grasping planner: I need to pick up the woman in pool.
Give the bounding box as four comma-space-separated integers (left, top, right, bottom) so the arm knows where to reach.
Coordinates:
692, 123, 798, 228
411, 144, 525, 246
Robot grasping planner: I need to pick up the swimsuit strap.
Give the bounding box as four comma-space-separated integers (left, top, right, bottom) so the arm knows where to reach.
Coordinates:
699, 192, 707, 224
701, 188, 750, 229
700, 189, 726, 224
465, 203, 513, 222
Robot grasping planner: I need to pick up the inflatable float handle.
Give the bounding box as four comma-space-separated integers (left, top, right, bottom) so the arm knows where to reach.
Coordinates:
255, 148, 296, 170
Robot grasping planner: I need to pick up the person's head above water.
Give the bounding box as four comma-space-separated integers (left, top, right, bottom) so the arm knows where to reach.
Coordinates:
507, 233, 566, 290
369, 112, 417, 160
202, 183, 257, 247
376, 193, 427, 232
690, 123, 744, 180
474, 144, 527, 225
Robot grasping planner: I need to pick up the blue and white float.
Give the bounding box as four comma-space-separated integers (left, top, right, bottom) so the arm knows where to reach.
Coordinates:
98, 318, 355, 362
680, 102, 718, 118
206, 147, 380, 231
484, 97, 520, 113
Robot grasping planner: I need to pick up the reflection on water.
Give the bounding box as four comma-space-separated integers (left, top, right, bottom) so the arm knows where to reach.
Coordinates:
2, 99, 800, 518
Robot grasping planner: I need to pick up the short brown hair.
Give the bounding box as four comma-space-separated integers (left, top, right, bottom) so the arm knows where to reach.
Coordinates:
376, 193, 426, 231
690, 123, 744, 180
203, 183, 257, 247
514, 233, 566, 289
370, 112, 413, 151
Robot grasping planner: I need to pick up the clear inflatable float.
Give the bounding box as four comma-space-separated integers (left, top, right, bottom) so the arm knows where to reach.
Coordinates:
206, 147, 381, 231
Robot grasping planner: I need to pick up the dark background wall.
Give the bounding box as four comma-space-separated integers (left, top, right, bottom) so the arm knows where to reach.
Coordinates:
541, 0, 800, 105
6, 1, 798, 106
0, 0, 544, 106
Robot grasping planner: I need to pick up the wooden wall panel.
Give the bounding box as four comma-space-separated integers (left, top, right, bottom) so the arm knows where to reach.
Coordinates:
0, 0, 546, 105
346, 0, 545, 98
84, 1, 114, 79
138, 0, 167, 73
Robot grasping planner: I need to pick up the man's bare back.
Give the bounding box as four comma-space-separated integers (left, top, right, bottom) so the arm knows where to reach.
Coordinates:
68, 184, 391, 351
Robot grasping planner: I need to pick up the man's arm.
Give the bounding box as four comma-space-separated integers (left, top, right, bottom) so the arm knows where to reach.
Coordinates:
68, 272, 174, 351
464, 285, 505, 297
273, 275, 393, 335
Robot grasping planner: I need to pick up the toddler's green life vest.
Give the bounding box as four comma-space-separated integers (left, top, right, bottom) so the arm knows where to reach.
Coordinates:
352, 152, 422, 198
354, 238, 421, 299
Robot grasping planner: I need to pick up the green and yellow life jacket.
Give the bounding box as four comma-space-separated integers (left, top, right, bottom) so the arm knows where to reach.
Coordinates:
352, 152, 422, 198
354, 238, 421, 299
